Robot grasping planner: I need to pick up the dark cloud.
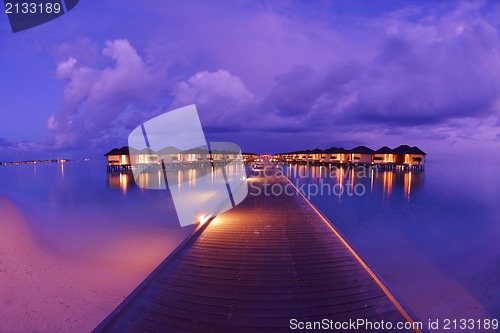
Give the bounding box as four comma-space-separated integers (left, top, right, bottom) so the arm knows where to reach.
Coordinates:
13, 0, 500, 156
250, 0, 500, 152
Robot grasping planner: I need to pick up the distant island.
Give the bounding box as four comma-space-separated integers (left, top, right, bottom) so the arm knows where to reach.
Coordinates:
0, 158, 84, 166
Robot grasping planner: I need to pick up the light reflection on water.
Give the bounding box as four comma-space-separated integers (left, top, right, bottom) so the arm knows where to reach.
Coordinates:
0, 160, 250, 332
110, 162, 248, 228
0, 160, 216, 332
108, 163, 246, 193
285, 161, 500, 323
281, 163, 423, 201
0, 160, 202, 260
1, 160, 249, 269
1, 159, 499, 331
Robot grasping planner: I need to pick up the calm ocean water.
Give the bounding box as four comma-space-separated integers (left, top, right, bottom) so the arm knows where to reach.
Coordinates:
0, 160, 195, 258
0, 158, 499, 330
284, 158, 500, 324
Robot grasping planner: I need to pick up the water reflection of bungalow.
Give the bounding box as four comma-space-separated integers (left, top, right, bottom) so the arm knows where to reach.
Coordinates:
374, 168, 424, 200
107, 172, 135, 193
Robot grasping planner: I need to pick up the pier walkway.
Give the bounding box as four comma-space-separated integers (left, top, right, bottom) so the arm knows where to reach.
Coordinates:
94, 166, 424, 332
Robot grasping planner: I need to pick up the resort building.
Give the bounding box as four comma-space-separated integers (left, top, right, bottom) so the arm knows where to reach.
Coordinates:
105, 146, 133, 170
157, 146, 182, 163
130, 148, 158, 165
306, 148, 322, 163
349, 145, 375, 164
373, 146, 395, 165
392, 145, 426, 166
180, 147, 210, 162
323, 147, 350, 163
242, 153, 259, 162
105, 146, 256, 171
219, 149, 245, 163
273, 145, 426, 169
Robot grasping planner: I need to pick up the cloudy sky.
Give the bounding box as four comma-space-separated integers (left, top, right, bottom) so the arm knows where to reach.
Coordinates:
1, 0, 500, 160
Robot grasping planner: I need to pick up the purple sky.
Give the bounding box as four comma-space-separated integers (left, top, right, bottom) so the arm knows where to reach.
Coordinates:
1, 0, 500, 160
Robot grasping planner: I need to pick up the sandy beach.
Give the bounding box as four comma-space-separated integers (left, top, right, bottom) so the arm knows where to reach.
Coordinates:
0, 196, 189, 333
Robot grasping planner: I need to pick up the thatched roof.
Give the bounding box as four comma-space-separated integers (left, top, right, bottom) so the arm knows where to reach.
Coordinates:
276, 145, 426, 156
104, 146, 139, 156
375, 146, 394, 154
349, 145, 375, 154
156, 146, 182, 154
393, 145, 427, 155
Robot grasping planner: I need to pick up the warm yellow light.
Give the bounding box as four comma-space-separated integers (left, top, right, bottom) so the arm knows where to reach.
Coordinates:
197, 213, 212, 225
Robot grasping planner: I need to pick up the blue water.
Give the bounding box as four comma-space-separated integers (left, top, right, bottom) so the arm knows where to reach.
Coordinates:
284, 159, 500, 325
1, 159, 499, 331
0, 160, 194, 256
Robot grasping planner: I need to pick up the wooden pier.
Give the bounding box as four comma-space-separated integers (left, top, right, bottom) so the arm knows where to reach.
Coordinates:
94, 165, 425, 333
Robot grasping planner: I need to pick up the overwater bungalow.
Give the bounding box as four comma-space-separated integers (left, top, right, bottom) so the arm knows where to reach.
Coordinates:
211, 149, 242, 163
273, 145, 426, 169
106, 145, 251, 171
324, 147, 350, 163
299, 150, 311, 162
291, 153, 299, 162
211, 149, 227, 162
105, 146, 133, 171
130, 147, 158, 166
309, 148, 323, 163
157, 146, 182, 164
285, 149, 307, 162
180, 147, 210, 163
349, 145, 375, 164
242, 152, 259, 162
393, 145, 426, 169
373, 146, 395, 165
277, 150, 307, 162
